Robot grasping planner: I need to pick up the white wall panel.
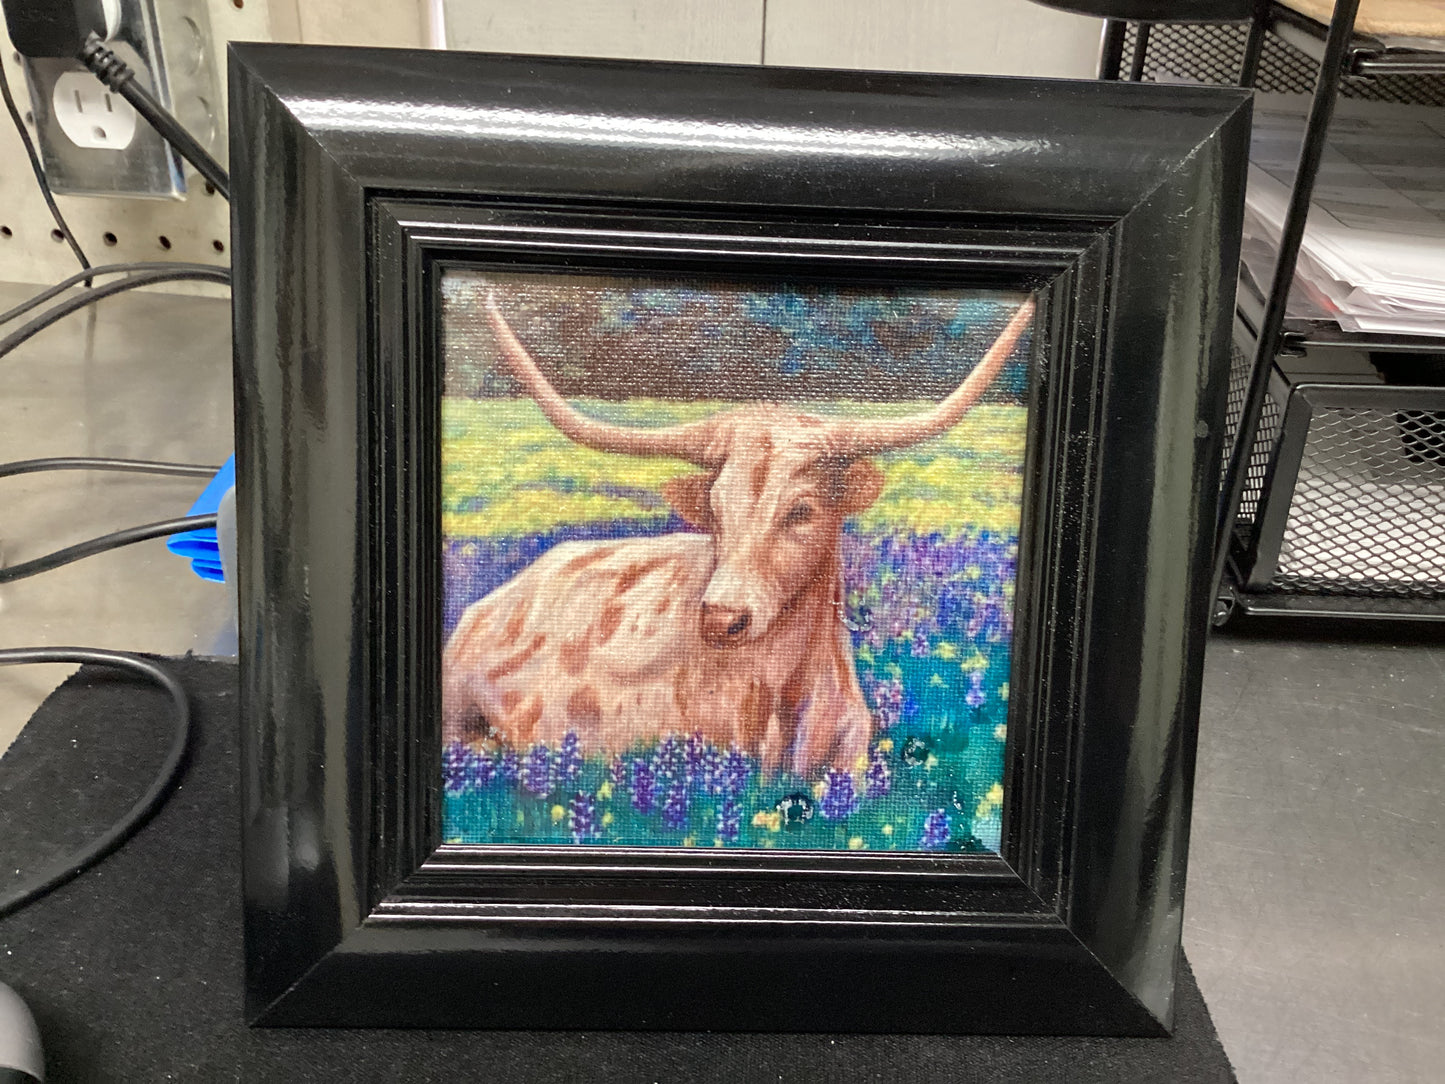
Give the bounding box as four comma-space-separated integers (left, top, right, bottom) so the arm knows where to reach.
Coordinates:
443, 0, 765, 63
764, 0, 1102, 79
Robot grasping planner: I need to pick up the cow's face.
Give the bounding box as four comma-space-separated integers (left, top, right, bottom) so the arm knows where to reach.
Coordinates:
661, 410, 884, 648
484, 294, 1031, 648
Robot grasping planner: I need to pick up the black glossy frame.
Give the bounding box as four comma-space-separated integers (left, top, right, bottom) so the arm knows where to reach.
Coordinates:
231, 44, 1249, 1033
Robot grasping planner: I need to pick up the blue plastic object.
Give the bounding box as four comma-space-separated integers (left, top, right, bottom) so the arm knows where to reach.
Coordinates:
166, 456, 233, 582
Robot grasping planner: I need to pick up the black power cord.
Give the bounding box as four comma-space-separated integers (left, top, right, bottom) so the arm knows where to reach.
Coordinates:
0, 513, 218, 585
0, 649, 191, 920
0, 262, 226, 326
80, 33, 229, 199
0, 54, 91, 275
0, 457, 219, 480
0, 266, 232, 360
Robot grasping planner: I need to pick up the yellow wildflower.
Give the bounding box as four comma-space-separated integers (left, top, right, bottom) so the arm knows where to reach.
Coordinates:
550, 804, 565, 824
881, 823, 894, 836
876, 738, 894, 753
601, 811, 614, 827
597, 781, 613, 800
848, 837, 865, 850
934, 642, 959, 661
994, 724, 1008, 742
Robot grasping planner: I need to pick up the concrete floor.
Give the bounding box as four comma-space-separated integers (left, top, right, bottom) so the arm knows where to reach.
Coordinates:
1, 282, 1441, 1081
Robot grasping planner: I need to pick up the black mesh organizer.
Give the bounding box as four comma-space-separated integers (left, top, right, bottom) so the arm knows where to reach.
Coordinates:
1122, 12, 1445, 619
1120, 20, 1445, 106
1223, 343, 1445, 618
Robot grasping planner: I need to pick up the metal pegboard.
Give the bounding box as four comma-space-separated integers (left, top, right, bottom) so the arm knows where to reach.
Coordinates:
0, 0, 273, 291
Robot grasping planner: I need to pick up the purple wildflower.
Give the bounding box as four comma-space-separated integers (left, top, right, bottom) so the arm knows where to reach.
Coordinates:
521, 743, 551, 797
568, 791, 597, 842
685, 732, 705, 786
443, 743, 470, 795
653, 735, 683, 790
716, 797, 741, 843
699, 743, 721, 796
465, 750, 497, 790
965, 669, 986, 708
866, 675, 904, 729
721, 747, 751, 798
495, 748, 520, 784
919, 809, 950, 851
609, 755, 629, 790
864, 746, 891, 799
910, 630, 931, 658
819, 770, 859, 820
629, 758, 656, 814
662, 777, 689, 829
555, 732, 583, 789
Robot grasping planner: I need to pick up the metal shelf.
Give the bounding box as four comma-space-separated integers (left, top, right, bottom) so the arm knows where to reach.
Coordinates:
1266, 1, 1445, 76
1232, 587, 1445, 620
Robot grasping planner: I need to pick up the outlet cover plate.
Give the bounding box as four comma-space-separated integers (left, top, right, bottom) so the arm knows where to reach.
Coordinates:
22, 0, 225, 199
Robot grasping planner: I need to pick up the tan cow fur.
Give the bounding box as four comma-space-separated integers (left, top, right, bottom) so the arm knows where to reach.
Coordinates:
443, 407, 882, 778
442, 296, 1033, 779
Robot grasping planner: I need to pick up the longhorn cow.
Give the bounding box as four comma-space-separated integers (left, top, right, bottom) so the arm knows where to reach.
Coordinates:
443, 294, 1034, 778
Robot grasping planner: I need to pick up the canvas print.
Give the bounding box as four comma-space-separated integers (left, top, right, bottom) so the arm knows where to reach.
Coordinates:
440, 270, 1034, 853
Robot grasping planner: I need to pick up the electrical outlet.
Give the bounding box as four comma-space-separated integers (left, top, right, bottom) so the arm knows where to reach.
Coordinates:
20, 0, 224, 199
51, 70, 137, 150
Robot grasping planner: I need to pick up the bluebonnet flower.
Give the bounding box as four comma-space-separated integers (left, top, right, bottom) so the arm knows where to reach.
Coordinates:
568, 792, 597, 843
716, 797, 741, 843
555, 731, 583, 789
443, 743, 471, 795
662, 778, 689, 829
910, 630, 931, 658
464, 750, 497, 791
721, 748, 751, 798
609, 755, 629, 790
819, 770, 859, 820
521, 743, 551, 797
653, 735, 683, 792
919, 809, 950, 851
965, 669, 987, 709
866, 675, 904, 730
699, 743, 721, 796
685, 732, 705, 786
495, 748, 521, 785
630, 758, 656, 814
864, 746, 892, 799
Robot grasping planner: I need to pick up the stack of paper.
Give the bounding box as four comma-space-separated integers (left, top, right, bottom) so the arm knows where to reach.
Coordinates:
1242, 94, 1445, 338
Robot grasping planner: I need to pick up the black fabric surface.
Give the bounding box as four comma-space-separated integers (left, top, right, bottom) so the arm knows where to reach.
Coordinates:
0, 658, 1236, 1083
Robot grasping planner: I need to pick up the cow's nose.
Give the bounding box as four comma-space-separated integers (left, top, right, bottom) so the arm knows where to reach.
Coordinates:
700, 603, 751, 647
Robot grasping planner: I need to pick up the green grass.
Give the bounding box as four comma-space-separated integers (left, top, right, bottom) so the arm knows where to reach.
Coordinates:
442, 396, 1027, 537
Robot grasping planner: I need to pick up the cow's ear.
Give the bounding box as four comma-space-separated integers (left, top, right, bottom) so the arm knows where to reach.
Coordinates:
661, 473, 716, 529
837, 459, 885, 513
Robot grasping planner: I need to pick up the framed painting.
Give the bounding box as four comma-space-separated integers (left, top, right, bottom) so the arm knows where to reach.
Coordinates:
231, 44, 1249, 1033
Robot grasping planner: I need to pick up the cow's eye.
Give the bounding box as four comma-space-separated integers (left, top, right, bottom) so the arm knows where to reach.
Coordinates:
783, 501, 814, 528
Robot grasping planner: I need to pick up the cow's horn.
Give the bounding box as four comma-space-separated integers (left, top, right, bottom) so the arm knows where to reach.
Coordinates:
486, 295, 717, 465
827, 298, 1035, 457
